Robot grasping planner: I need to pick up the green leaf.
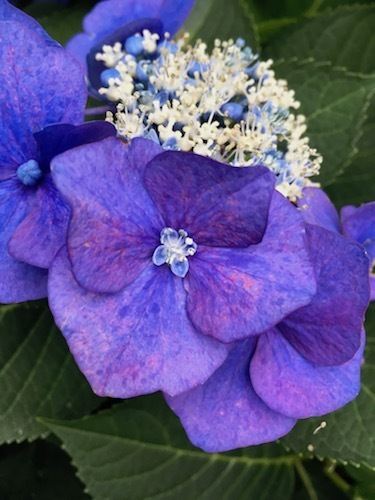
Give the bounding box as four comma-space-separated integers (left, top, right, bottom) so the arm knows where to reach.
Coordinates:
272, 59, 374, 186
293, 461, 348, 500
325, 91, 375, 208
263, 5, 375, 75
320, 0, 375, 9
250, 0, 313, 19
345, 464, 375, 499
42, 394, 296, 500
184, 0, 260, 53
0, 439, 89, 500
282, 303, 375, 469
0, 303, 102, 444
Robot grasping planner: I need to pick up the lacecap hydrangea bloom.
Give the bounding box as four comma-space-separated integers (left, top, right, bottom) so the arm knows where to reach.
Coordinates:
94, 31, 322, 201
0, 6, 115, 303
298, 187, 375, 300
48, 136, 369, 451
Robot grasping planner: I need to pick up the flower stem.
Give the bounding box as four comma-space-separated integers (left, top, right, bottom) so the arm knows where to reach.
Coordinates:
84, 106, 111, 117
324, 461, 351, 494
294, 458, 318, 500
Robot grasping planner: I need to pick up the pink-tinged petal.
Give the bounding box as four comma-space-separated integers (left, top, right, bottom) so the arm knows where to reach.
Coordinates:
8, 177, 70, 269
0, 179, 47, 303
51, 137, 164, 293
0, 20, 87, 175
279, 224, 369, 365
48, 249, 229, 398
297, 187, 341, 233
251, 328, 365, 419
185, 191, 316, 342
144, 151, 275, 247
166, 339, 296, 452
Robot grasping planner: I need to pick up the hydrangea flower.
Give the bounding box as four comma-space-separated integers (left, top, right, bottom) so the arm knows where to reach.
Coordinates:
0, 17, 115, 303
166, 223, 369, 451
66, 0, 195, 70
298, 188, 375, 300
96, 33, 322, 200
48, 136, 319, 400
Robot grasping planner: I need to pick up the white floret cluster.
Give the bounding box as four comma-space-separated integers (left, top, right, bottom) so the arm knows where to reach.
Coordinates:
96, 32, 322, 200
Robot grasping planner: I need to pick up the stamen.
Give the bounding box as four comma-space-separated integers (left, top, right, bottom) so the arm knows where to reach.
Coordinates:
152, 227, 197, 278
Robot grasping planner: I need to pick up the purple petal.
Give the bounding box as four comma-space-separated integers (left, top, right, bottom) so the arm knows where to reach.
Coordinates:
48, 249, 229, 398
51, 137, 165, 293
341, 203, 375, 302
341, 202, 375, 262
251, 328, 365, 419
279, 224, 369, 365
185, 191, 316, 342
166, 339, 296, 452
34, 121, 116, 172
0, 21, 87, 176
0, 2, 58, 45
8, 177, 70, 269
0, 179, 47, 303
66, 32, 95, 68
297, 187, 341, 233
144, 152, 275, 247
83, 0, 194, 40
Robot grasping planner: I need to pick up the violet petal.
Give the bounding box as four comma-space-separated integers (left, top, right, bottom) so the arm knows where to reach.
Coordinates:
251, 328, 365, 419
279, 224, 369, 366
144, 151, 275, 247
48, 249, 229, 398
341, 202, 375, 262
34, 121, 116, 172
166, 339, 296, 452
0, 179, 47, 303
0, 20, 87, 176
8, 177, 70, 269
185, 191, 316, 342
297, 187, 341, 233
51, 137, 165, 293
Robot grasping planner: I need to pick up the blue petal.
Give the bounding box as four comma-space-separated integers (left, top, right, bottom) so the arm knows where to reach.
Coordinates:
152, 245, 168, 266
170, 259, 189, 278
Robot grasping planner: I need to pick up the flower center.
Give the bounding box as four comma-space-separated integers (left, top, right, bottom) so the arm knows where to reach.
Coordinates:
152, 227, 197, 278
16, 159, 43, 187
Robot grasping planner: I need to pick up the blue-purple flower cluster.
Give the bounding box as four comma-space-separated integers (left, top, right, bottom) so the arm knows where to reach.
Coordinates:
0, 0, 374, 452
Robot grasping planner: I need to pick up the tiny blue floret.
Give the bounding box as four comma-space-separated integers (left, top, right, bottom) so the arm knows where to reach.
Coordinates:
125, 34, 145, 56
152, 227, 197, 278
100, 68, 121, 87
16, 159, 43, 187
